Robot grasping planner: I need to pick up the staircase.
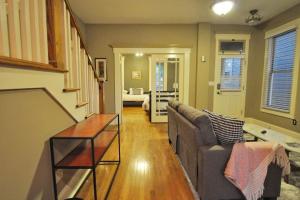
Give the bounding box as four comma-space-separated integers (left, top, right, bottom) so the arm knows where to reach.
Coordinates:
0, 0, 102, 121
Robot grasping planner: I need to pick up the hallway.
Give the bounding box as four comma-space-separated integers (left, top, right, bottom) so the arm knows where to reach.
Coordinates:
77, 107, 195, 200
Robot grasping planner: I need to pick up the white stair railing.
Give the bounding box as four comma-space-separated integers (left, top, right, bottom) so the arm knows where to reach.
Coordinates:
0, 0, 100, 116
0, 0, 9, 56
19, 0, 32, 60
0, 0, 48, 63
61, 0, 100, 115
7, 0, 22, 58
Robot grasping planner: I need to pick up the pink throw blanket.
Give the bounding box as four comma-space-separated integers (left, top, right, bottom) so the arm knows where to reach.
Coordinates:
224, 142, 290, 200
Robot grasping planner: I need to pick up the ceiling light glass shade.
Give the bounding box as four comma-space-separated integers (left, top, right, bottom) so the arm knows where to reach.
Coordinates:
245, 9, 262, 25
135, 52, 144, 57
212, 0, 234, 15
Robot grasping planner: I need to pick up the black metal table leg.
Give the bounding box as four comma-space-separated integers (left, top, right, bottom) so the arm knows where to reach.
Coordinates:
91, 139, 98, 200
50, 138, 58, 200
118, 115, 121, 163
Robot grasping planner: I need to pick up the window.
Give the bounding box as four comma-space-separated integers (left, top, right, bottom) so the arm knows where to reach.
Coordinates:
262, 28, 298, 117
156, 63, 164, 91
220, 57, 243, 90
220, 41, 244, 53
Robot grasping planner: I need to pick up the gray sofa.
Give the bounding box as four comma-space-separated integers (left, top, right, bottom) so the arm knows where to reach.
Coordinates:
167, 102, 282, 200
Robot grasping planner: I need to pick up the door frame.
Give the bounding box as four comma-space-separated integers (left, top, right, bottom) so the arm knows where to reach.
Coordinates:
213, 34, 250, 118
113, 48, 191, 122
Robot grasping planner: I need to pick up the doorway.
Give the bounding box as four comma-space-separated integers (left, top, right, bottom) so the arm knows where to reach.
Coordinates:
213, 34, 250, 119
114, 48, 191, 123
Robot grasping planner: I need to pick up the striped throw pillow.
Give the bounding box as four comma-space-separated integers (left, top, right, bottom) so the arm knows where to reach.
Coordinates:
203, 110, 245, 144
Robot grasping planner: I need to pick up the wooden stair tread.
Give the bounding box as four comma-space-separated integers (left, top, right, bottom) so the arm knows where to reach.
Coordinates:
63, 88, 80, 92
76, 101, 88, 108
0, 56, 68, 73
85, 113, 95, 119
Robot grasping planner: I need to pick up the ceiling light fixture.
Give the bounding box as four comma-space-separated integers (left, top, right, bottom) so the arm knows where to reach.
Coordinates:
135, 52, 144, 57
245, 9, 262, 25
212, 0, 234, 16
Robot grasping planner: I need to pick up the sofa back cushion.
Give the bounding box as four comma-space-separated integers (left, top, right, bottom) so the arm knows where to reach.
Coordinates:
178, 104, 217, 145
168, 100, 181, 111
203, 110, 245, 144
167, 106, 179, 152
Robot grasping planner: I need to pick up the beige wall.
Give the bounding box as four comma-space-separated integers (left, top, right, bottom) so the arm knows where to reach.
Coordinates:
195, 23, 254, 110
0, 65, 88, 122
124, 54, 149, 91
195, 23, 212, 109
74, 14, 87, 44
197, 17, 300, 132
0, 89, 76, 200
86, 24, 198, 113
83, 5, 300, 133
245, 5, 300, 132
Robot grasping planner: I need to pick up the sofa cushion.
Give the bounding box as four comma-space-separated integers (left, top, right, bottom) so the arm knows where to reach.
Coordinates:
178, 104, 217, 145
203, 110, 245, 144
168, 100, 181, 111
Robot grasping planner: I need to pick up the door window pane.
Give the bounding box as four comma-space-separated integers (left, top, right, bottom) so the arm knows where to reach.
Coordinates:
220, 58, 242, 90
156, 62, 164, 91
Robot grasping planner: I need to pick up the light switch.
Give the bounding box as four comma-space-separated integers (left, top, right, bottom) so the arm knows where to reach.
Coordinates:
208, 81, 214, 86
201, 56, 206, 62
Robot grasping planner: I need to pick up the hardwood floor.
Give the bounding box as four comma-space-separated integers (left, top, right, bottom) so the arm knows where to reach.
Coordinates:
77, 107, 195, 200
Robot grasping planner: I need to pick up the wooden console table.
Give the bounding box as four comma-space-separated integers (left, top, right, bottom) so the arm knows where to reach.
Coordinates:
50, 114, 120, 200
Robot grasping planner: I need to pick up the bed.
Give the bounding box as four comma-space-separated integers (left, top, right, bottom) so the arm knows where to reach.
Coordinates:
122, 88, 149, 108
123, 94, 149, 107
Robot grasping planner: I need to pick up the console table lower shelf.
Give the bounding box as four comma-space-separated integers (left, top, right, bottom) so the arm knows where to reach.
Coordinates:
49, 114, 120, 200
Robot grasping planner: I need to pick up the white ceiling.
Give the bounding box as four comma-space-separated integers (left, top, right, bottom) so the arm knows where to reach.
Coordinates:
69, 0, 300, 24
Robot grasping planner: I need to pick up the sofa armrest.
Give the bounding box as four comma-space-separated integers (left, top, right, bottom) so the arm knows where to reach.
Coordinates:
197, 145, 243, 199
197, 145, 282, 200
198, 145, 233, 183
198, 145, 233, 178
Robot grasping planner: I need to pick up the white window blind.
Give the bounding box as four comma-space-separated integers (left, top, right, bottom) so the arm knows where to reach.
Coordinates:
263, 29, 297, 112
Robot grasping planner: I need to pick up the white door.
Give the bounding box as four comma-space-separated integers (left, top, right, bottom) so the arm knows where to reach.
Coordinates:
151, 54, 184, 122
213, 55, 247, 119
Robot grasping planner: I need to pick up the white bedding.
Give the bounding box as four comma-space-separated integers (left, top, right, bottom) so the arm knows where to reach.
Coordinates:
142, 96, 150, 111
123, 94, 148, 102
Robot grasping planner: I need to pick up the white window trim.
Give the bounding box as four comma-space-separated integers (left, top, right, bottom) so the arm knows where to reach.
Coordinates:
260, 18, 300, 119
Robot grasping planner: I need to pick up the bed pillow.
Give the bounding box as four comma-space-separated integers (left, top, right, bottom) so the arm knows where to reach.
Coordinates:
130, 88, 144, 95
203, 110, 245, 144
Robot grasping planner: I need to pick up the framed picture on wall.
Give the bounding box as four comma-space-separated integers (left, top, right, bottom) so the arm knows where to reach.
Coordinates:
95, 58, 107, 81
132, 71, 142, 80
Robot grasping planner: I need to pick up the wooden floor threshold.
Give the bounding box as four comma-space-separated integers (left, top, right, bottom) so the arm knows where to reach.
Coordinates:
76, 101, 88, 108
63, 88, 80, 93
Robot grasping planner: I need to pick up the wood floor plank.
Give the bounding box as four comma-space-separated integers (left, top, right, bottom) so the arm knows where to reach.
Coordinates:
77, 107, 195, 200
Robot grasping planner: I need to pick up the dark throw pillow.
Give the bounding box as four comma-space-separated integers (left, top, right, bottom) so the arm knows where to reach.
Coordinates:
203, 110, 245, 144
